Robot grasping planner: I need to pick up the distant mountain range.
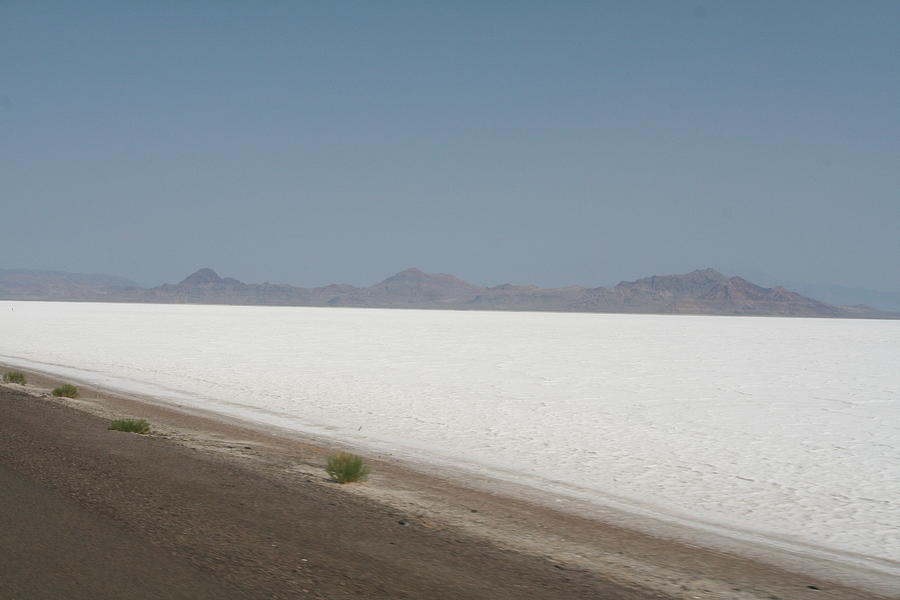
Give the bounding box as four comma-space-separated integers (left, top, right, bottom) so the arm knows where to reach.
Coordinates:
0, 269, 140, 300
2, 266, 896, 319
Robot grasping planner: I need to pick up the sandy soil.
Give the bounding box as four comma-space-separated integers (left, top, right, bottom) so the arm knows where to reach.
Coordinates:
1, 369, 895, 599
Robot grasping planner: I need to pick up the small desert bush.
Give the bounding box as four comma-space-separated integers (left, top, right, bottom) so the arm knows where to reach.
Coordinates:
326, 453, 370, 483
3, 371, 27, 384
108, 419, 151, 434
51, 384, 79, 398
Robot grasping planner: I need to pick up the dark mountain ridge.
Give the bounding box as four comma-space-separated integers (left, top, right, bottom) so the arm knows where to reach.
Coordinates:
1, 267, 896, 319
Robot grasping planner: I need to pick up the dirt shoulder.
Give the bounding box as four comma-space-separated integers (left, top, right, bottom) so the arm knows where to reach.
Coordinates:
1, 385, 659, 600
0, 374, 894, 599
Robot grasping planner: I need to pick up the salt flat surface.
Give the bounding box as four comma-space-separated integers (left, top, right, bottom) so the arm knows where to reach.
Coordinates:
1, 302, 898, 571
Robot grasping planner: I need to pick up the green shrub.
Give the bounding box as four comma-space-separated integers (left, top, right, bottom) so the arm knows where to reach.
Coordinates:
51, 384, 79, 398
326, 453, 370, 484
108, 419, 151, 434
3, 371, 27, 384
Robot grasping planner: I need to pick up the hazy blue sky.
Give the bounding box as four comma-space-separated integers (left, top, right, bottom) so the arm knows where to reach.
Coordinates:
2, 1, 898, 290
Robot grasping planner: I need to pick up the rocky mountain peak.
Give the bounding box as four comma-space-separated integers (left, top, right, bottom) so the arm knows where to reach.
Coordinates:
691, 268, 728, 280
179, 268, 224, 286
379, 268, 427, 284
376, 268, 477, 289
616, 268, 728, 296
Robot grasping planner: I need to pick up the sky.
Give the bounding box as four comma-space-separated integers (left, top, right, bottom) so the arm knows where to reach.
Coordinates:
2, 1, 898, 291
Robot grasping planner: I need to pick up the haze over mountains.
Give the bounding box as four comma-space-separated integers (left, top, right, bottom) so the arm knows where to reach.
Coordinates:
1, 267, 895, 319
